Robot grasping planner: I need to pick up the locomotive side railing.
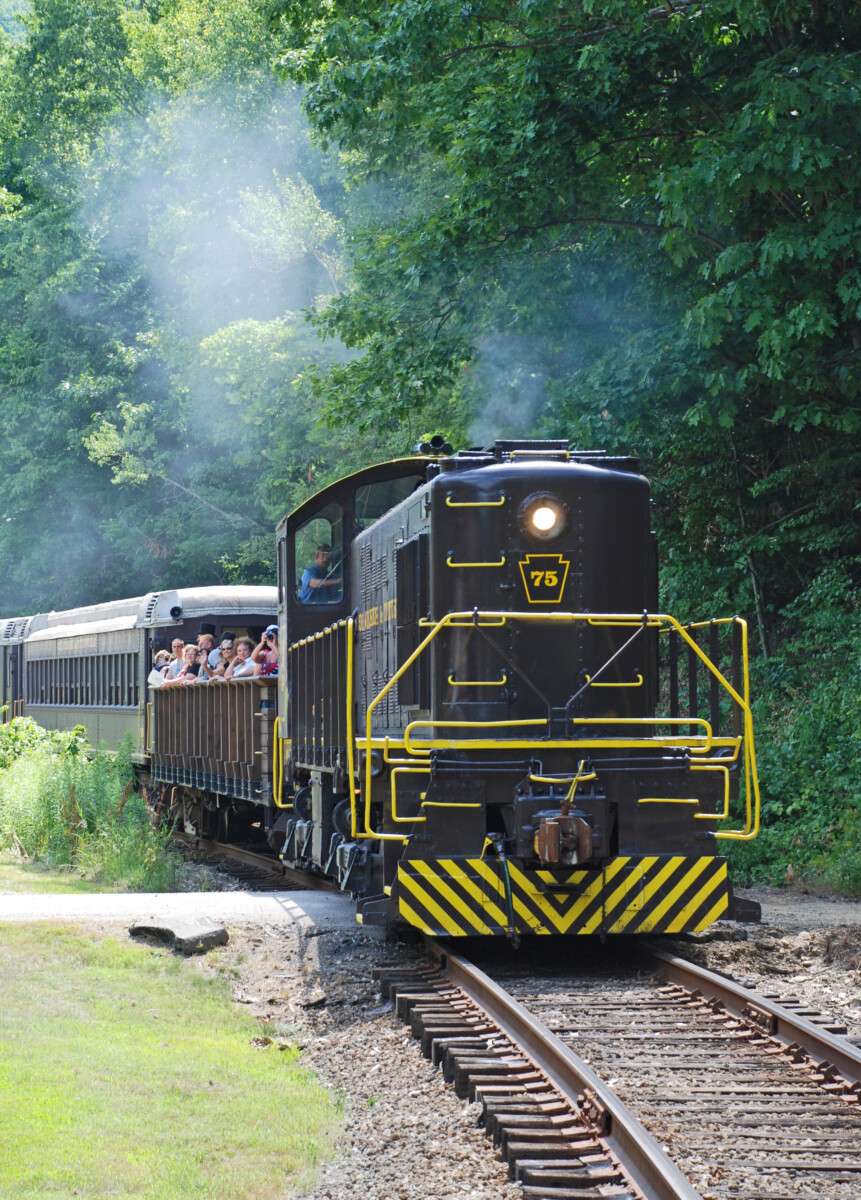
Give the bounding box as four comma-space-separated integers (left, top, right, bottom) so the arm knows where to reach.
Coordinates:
148, 678, 277, 803
287, 617, 351, 774
350, 611, 761, 845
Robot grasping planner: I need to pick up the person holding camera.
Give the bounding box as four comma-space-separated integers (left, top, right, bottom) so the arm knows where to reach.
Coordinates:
252, 625, 279, 677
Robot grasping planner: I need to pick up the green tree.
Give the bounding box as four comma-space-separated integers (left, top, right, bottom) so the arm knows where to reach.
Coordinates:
0, 1, 29, 40
270, 0, 861, 643
0, 0, 407, 613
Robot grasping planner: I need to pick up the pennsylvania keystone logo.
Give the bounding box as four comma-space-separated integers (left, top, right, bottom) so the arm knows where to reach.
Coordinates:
519, 554, 570, 604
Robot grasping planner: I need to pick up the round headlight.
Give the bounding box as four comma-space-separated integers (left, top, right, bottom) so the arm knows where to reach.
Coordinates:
520, 493, 568, 542
531, 505, 558, 533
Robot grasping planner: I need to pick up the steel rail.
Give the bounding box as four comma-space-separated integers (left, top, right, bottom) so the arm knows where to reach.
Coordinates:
174, 835, 339, 891
651, 947, 861, 1088
438, 946, 703, 1200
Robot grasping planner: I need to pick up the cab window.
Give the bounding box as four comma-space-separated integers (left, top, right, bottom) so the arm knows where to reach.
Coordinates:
354, 475, 421, 528
295, 504, 344, 605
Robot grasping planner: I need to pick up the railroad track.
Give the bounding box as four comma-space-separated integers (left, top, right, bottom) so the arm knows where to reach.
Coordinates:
172, 834, 338, 892
378, 943, 861, 1200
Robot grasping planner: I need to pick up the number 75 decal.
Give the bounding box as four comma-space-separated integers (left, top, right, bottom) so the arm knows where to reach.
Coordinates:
519, 554, 570, 604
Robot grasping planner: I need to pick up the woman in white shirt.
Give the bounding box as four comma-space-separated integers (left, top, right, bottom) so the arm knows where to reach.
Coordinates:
223, 637, 259, 679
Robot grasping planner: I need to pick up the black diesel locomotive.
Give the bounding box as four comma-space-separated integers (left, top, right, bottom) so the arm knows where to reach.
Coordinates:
274, 440, 761, 936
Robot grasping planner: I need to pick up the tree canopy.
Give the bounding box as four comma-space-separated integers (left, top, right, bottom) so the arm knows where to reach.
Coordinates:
0, 0, 430, 613
269, 0, 861, 645
1, 0, 859, 879
5, 0, 857, 636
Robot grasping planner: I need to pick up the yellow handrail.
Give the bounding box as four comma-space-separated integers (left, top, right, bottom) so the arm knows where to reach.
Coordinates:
447, 673, 507, 687
445, 494, 506, 508
272, 716, 293, 810
403, 715, 720, 755
529, 761, 597, 806
288, 616, 349, 655
691, 763, 731, 821
584, 673, 643, 688
446, 554, 506, 568
390, 766, 430, 824
272, 715, 280, 805
422, 801, 483, 809
638, 798, 699, 805
356, 609, 760, 843
346, 616, 362, 839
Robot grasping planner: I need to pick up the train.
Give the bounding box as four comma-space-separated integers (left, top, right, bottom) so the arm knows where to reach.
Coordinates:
1, 440, 762, 937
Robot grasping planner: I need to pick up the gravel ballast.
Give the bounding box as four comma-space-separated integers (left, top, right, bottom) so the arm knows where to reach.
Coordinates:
213, 923, 518, 1200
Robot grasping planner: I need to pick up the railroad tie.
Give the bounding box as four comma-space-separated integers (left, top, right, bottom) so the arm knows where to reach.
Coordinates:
379, 965, 636, 1200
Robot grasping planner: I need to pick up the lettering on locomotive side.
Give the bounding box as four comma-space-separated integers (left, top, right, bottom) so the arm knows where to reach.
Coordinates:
358, 598, 398, 631
519, 554, 571, 604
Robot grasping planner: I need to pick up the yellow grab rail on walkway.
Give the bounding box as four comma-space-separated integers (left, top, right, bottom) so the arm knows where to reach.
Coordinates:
348, 611, 760, 844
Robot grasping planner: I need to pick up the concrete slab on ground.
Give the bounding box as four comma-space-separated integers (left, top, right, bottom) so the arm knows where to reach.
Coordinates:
0, 890, 360, 932
129, 915, 230, 954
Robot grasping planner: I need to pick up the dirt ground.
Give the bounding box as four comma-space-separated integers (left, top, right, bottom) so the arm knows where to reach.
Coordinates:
210, 884, 861, 1196
203, 887, 860, 1010
210, 884, 861, 1041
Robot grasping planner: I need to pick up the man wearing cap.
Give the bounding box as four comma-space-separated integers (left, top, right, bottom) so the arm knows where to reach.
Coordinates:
252, 625, 279, 676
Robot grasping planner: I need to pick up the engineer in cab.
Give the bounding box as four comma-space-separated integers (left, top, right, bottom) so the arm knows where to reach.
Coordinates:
298, 545, 342, 604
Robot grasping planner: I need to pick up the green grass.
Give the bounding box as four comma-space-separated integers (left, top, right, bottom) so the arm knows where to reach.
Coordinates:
0, 925, 340, 1199
0, 858, 109, 893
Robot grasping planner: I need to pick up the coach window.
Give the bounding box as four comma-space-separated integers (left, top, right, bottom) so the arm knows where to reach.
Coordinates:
295, 503, 344, 605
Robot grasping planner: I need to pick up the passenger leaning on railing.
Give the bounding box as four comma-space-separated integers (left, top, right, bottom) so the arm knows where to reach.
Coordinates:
198, 636, 236, 681
164, 637, 185, 679
222, 637, 259, 679
196, 627, 218, 672
161, 644, 201, 686
153, 650, 172, 675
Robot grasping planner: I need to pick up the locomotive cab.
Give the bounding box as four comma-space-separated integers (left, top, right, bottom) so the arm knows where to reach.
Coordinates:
274, 459, 431, 884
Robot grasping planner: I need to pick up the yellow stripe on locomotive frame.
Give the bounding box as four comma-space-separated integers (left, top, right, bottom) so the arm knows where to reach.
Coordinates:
396, 854, 730, 937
